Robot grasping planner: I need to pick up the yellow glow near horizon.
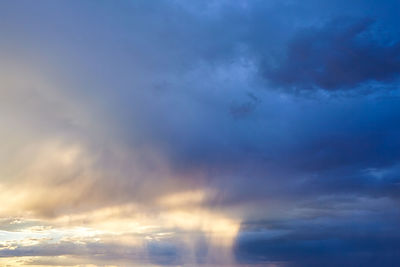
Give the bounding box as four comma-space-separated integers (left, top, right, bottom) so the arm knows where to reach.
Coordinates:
0, 189, 241, 266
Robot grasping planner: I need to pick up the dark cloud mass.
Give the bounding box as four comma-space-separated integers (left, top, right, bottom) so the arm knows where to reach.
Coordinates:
1, 0, 400, 266
264, 18, 400, 91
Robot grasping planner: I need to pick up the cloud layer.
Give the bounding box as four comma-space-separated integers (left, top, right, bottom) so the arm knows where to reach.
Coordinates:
0, 0, 400, 266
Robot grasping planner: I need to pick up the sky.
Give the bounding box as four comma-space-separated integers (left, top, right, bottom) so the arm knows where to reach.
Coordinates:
1, 0, 400, 266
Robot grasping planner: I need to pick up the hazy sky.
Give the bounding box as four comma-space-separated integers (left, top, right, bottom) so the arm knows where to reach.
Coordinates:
1, 1, 400, 266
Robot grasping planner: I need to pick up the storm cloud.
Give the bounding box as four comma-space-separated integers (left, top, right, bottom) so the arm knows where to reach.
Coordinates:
264, 18, 400, 91
0, 0, 400, 266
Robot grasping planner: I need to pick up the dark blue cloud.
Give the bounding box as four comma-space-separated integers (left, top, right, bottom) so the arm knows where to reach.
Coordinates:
263, 18, 400, 91
235, 215, 400, 267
